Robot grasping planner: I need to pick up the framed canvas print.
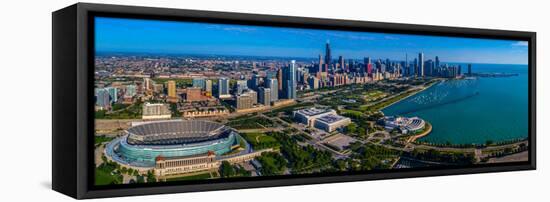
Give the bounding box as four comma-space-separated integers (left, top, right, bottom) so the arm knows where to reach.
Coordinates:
52, 3, 536, 199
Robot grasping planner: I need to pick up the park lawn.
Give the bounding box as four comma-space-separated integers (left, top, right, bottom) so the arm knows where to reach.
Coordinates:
227, 116, 274, 129
340, 109, 364, 118
95, 168, 121, 185
241, 132, 280, 149
165, 173, 212, 181
96, 102, 143, 119
361, 89, 419, 112
266, 102, 314, 116
242, 132, 276, 143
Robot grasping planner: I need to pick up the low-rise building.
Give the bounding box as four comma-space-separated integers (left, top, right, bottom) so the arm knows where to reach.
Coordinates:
182, 108, 229, 118
313, 114, 352, 132
142, 103, 172, 120
293, 108, 337, 127
154, 149, 273, 177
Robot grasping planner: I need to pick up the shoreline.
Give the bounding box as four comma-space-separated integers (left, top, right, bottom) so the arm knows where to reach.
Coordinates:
407, 122, 432, 143
413, 137, 528, 148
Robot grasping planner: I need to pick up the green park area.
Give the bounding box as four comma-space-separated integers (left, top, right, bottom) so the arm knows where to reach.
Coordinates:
94, 135, 115, 147
241, 132, 280, 150
359, 89, 419, 112
256, 152, 287, 175
265, 102, 314, 117
152, 78, 192, 88
95, 160, 124, 185
219, 161, 252, 178
344, 142, 402, 170
227, 115, 275, 129
362, 90, 387, 102
95, 101, 143, 119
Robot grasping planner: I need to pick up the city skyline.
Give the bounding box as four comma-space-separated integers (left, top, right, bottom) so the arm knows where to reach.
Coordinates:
93, 16, 529, 185
95, 17, 528, 65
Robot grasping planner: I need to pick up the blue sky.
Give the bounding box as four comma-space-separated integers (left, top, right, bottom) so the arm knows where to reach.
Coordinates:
95, 17, 528, 65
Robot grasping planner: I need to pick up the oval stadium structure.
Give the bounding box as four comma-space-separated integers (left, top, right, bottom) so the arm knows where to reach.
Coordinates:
105, 120, 239, 167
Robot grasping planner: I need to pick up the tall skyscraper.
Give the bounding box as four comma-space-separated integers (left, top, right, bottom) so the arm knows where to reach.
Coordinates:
277, 68, 283, 92
467, 64, 472, 76
364, 57, 372, 75
418, 52, 424, 77
266, 70, 277, 79
318, 54, 324, 74
96, 88, 111, 109
325, 41, 331, 70
143, 78, 154, 91
435, 56, 440, 68
217, 77, 230, 98
338, 56, 344, 70
192, 77, 206, 90
166, 81, 178, 102
308, 77, 319, 89
205, 80, 213, 95
236, 80, 248, 95
405, 53, 409, 76
258, 87, 271, 106
126, 84, 137, 97
235, 93, 253, 110
425, 60, 434, 76
266, 78, 278, 102
248, 73, 260, 91
282, 60, 297, 99
412, 58, 418, 77
105, 87, 118, 103
247, 89, 258, 104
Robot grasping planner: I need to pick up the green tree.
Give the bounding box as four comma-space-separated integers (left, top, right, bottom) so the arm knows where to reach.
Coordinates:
146, 170, 156, 183
219, 161, 235, 178
136, 175, 145, 183
346, 123, 358, 134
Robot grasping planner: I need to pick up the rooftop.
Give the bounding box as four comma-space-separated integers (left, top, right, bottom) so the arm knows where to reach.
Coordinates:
296, 107, 332, 116
316, 114, 348, 124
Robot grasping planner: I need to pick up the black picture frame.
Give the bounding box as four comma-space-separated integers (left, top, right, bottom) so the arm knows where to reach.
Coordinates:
52, 2, 536, 199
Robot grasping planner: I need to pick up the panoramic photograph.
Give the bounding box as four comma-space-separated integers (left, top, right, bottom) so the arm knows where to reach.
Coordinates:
93, 16, 529, 185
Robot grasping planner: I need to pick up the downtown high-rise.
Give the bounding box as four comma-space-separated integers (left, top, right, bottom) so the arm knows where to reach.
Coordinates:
282, 60, 297, 99
325, 41, 331, 71
266, 78, 278, 102
418, 52, 424, 77
217, 77, 230, 98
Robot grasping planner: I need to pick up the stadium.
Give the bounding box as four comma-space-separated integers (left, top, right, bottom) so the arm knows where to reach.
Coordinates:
105, 120, 240, 168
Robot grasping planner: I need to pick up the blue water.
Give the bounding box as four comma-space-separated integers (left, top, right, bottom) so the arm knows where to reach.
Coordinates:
382, 64, 528, 144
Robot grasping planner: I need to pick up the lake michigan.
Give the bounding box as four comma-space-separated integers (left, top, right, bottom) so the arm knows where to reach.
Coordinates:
382, 63, 528, 144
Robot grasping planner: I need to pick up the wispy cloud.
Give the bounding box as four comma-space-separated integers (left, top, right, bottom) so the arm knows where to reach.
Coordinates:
206, 25, 256, 33
384, 36, 399, 40
512, 41, 528, 46
326, 32, 375, 41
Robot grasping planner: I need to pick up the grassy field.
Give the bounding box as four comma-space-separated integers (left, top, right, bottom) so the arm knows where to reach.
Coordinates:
95, 102, 143, 119
363, 90, 387, 102
95, 168, 122, 185
241, 132, 280, 150
94, 135, 115, 147
265, 102, 314, 116
227, 116, 274, 129
361, 89, 419, 112
340, 109, 364, 118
